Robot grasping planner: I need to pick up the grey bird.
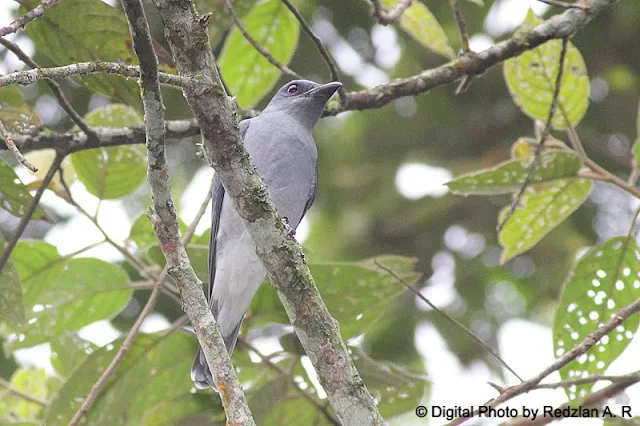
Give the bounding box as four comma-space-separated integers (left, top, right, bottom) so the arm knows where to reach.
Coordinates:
191, 79, 342, 389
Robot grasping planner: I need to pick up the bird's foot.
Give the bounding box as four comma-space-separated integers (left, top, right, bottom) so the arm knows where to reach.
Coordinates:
282, 217, 296, 238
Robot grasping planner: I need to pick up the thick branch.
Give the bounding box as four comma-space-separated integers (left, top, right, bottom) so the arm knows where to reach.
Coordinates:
121, 1, 254, 425
150, 0, 383, 424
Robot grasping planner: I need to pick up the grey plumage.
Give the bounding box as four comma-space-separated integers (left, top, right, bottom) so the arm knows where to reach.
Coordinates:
191, 80, 342, 389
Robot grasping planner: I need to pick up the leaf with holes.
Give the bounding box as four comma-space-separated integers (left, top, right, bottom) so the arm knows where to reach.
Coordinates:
46, 333, 200, 426
446, 151, 582, 195
5, 241, 132, 351
504, 10, 589, 129
251, 255, 419, 340
0, 86, 42, 135
218, 0, 300, 108
382, 0, 456, 59
70, 105, 146, 200
0, 157, 49, 221
553, 237, 640, 400
0, 233, 25, 326
498, 178, 591, 263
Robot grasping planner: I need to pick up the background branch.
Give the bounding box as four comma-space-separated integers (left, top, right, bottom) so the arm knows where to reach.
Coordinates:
369, 0, 413, 25
0, 0, 59, 37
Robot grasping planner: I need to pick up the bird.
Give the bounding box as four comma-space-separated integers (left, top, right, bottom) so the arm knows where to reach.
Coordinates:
191, 79, 342, 389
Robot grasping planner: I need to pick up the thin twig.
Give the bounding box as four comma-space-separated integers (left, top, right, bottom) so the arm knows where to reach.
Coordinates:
444, 295, 640, 425
448, 0, 470, 53
584, 157, 640, 199
0, 0, 59, 37
374, 260, 523, 382
536, 0, 590, 10
0, 152, 62, 276
532, 373, 636, 390
240, 338, 341, 426
0, 37, 97, 139
0, 119, 37, 172
504, 371, 640, 426
279, 0, 343, 100
67, 285, 162, 426
223, 0, 301, 80
498, 37, 569, 232
0, 376, 49, 407
0, 61, 186, 89
369, 0, 413, 24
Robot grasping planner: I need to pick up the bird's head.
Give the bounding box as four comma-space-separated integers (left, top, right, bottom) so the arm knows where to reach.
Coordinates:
263, 80, 342, 129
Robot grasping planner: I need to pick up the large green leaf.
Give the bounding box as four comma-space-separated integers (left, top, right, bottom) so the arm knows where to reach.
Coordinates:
352, 347, 427, 419
498, 178, 591, 263
0, 233, 25, 326
0, 157, 49, 221
218, 0, 300, 108
70, 105, 146, 200
0, 368, 48, 421
446, 151, 582, 195
504, 10, 589, 129
45, 332, 203, 426
554, 237, 640, 400
50, 332, 97, 378
5, 241, 132, 351
251, 255, 419, 340
21, 0, 144, 106
0, 86, 42, 135
381, 0, 456, 59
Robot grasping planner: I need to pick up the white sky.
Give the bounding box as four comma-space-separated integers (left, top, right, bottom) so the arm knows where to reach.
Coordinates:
3, 0, 640, 424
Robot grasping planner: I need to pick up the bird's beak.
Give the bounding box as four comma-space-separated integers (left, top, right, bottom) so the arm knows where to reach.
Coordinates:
308, 82, 342, 101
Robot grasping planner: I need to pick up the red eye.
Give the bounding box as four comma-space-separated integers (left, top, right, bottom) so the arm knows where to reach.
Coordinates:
287, 84, 298, 94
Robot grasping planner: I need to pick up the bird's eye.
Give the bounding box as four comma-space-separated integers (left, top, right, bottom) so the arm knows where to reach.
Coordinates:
287, 84, 299, 94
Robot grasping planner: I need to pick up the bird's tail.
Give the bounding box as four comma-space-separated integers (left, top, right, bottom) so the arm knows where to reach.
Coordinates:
190, 319, 243, 389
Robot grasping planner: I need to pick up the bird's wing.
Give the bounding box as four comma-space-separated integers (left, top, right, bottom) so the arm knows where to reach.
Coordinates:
207, 119, 251, 305
300, 163, 318, 223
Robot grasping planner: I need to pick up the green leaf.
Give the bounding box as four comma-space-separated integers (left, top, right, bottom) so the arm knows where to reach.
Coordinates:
446, 151, 582, 195
264, 397, 334, 426
352, 347, 427, 418
504, 10, 589, 129
21, 0, 143, 106
0, 368, 48, 421
554, 237, 640, 400
382, 0, 456, 59
0, 157, 49, 221
140, 394, 217, 426
0, 233, 26, 326
147, 243, 208, 283
46, 332, 201, 426
498, 178, 592, 263
6, 241, 132, 351
249, 376, 290, 425
70, 104, 146, 200
128, 213, 189, 253
0, 86, 42, 134
218, 0, 300, 108
251, 255, 419, 341
50, 332, 97, 378
633, 99, 640, 170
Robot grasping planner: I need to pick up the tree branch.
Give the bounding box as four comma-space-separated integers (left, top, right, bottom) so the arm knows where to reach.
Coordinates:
0, 61, 186, 88
369, 0, 413, 25
0, 0, 59, 37
150, 0, 383, 424
0, 376, 49, 407
123, 0, 255, 425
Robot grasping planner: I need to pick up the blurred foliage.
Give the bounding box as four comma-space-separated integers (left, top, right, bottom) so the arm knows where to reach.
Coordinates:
1, 0, 640, 424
